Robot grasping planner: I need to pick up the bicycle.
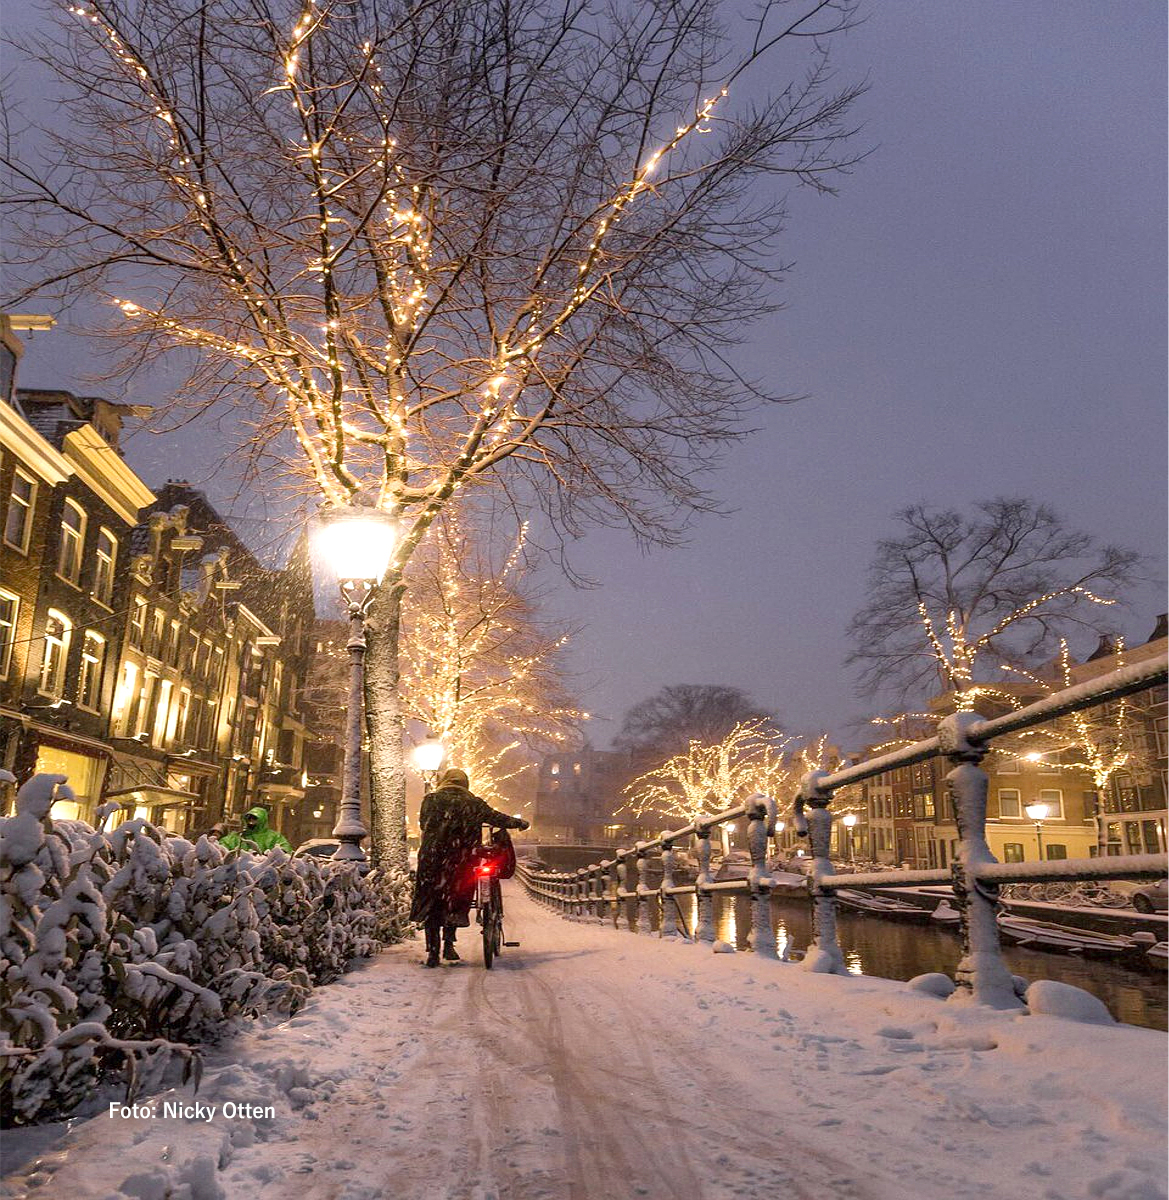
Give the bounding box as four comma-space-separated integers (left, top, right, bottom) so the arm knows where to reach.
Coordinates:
471, 826, 516, 969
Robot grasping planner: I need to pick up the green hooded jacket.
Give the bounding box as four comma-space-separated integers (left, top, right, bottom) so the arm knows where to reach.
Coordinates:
220, 806, 293, 854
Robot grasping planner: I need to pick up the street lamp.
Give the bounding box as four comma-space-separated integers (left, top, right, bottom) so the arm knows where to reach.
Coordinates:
411, 737, 447, 791
841, 812, 858, 862
311, 505, 400, 862
1025, 801, 1050, 862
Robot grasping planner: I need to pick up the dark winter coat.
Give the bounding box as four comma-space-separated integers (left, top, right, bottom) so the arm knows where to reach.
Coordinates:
409, 784, 526, 925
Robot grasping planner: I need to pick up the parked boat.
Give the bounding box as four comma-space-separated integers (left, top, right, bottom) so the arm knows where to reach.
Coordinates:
834, 889, 932, 923
997, 914, 1135, 959
931, 899, 961, 925
1145, 941, 1168, 971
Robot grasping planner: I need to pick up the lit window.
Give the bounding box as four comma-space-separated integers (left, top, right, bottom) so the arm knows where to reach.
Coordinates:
550, 762, 560, 776
1002, 843, 1024, 863
4, 470, 36, 553
0, 591, 17, 679
57, 500, 86, 584
113, 660, 139, 735
128, 595, 147, 648
94, 528, 117, 605
40, 610, 72, 697
1038, 788, 1065, 820
78, 631, 106, 709
573, 762, 581, 775
997, 788, 1021, 819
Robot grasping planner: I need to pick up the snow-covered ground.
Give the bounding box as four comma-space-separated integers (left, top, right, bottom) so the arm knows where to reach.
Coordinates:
4, 884, 1166, 1200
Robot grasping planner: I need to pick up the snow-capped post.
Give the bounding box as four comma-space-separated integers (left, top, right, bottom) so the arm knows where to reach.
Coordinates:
616, 853, 631, 931
608, 859, 621, 929
939, 713, 1022, 1009
574, 868, 589, 921
799, 770, 848, 974
660, 838, 678, 938
592, 863, 607, 924
693, 825, 716, 944
311, 506, 401, 864
746, 794, 778, 959
635, 843, 654, 935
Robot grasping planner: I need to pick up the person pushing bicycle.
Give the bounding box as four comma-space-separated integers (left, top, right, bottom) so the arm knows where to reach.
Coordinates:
410, 767, 529, 968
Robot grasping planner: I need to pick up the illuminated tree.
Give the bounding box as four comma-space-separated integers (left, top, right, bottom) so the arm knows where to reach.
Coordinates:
848, 499, 1140, 713
399, 513, 583, 807
5, 0, 863, 865
997, 640, 1158, 854
623, 718, 793, 825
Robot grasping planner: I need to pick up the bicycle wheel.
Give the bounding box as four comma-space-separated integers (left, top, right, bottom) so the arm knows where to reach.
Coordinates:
491, 879, 504, 959
481, 892, 496, 969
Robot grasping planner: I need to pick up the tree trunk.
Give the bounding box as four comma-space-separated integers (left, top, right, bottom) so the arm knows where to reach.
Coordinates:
364, 574, 409, 872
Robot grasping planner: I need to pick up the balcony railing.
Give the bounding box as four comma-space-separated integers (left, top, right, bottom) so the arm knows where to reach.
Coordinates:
519, 655, 1167, 1009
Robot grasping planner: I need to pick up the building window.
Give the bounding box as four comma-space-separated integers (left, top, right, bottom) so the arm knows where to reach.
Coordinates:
113, 660, 139, 735
151, 611, 166, 657
78, 631, 106, 710
997, 788, 1021, 819
1037, 788, 1064, 820
128, 595, 147, 649
93, 528, 117, 605
0, 590, 17, 679
154, 679, 174, 745
1045, 844, 1068, 860
1002, 843, 1024, 863
4, 470, 36, 553
57, 499, 86, 584
550, 762, 560, 776
40, 610, 72, 697
996, 753, 1020, 775
167, 619, 182, 667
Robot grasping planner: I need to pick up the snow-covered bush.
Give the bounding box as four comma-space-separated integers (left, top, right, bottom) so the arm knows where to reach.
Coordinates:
0, 775, 412, 1126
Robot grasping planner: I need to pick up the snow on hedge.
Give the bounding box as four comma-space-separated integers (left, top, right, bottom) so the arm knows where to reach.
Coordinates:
0, 774, 411, 1126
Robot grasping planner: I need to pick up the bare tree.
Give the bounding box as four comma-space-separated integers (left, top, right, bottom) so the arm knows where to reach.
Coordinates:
4, 0, 863, 866
614, 683, 775, 764
399, 510, 584, 807
848, 499, 1141, 712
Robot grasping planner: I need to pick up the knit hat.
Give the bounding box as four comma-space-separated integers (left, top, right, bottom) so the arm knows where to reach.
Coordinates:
437, 768, 470, 790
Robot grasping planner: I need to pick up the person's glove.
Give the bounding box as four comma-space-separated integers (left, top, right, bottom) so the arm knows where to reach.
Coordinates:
516, 819, 530, 831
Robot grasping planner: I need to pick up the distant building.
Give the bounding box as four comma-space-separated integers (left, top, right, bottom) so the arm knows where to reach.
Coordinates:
531, 743, 644, 843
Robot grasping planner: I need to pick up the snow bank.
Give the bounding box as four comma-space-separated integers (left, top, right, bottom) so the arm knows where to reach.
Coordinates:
5, 884, 1164, 1200
1, 775, 411, 1125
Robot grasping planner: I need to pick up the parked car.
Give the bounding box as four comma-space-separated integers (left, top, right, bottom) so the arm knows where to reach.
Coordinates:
1131, 879, 1168, 914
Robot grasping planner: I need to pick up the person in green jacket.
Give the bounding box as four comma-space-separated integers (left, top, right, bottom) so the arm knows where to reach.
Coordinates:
220, 806, 293, 854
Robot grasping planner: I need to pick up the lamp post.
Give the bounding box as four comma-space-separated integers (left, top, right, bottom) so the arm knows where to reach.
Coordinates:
411, 737, 447, 793
311, 506, 400, 863
1025, 801, 1050, 862
841, 811, 858, 862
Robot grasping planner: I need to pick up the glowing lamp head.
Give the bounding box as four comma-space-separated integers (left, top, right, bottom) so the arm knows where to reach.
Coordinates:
411, 738, 447, 774
1025, 802, 1050, 821
775, 820, 786, 833
841, 813, 858, 828
312, 506, 399, 584
1023, 752, 1044, 763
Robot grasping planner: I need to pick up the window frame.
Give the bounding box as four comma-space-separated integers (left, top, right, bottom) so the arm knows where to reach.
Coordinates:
997, 787, 1022, 819
56, 498, 87, 586
39, 609, 72, 698
4, 469, 37, 554
0, 589, 18, 679
1037, 787, 1065, 820
77, 630, 107, 711
93, 527, 118, 606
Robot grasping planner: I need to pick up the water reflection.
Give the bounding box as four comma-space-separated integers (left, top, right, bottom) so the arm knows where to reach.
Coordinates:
736, 895, 1165, 1030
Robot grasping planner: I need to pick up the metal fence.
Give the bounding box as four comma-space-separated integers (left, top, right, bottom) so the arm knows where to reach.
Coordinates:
519, 655, 1168, 1009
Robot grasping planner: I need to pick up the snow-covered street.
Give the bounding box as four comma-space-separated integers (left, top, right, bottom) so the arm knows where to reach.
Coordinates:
4, 883, 1166, 1200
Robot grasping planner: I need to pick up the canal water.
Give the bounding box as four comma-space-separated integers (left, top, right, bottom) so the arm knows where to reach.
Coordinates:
626, 894, 1167, 1031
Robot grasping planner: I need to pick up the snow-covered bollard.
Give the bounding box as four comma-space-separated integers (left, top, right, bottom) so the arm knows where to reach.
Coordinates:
693, 826, 715, 944
746, 794, 778, 959
799, 771, 848, 975
939, 712, 1022, 1011
1025, 980, 1116, 1025
634, 845, 654, 935
659, 839, 679, 938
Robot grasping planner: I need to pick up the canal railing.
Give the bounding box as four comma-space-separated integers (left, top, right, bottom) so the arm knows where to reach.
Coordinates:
519, 655, 1168, 1009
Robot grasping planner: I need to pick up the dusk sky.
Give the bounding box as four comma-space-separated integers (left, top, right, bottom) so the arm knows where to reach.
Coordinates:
6, 1, 1166, 748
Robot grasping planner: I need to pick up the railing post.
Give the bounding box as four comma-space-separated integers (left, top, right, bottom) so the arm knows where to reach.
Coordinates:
635, 845, 653, 935
746, 793, 778, 959
694, 826, 715, 944
616, 852, 631, 932
608, 858, 620, 929
940, 712, 1022, 1010
593, 865, 606, 924
660, 838, 679, 938
799, 770, 848, 974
